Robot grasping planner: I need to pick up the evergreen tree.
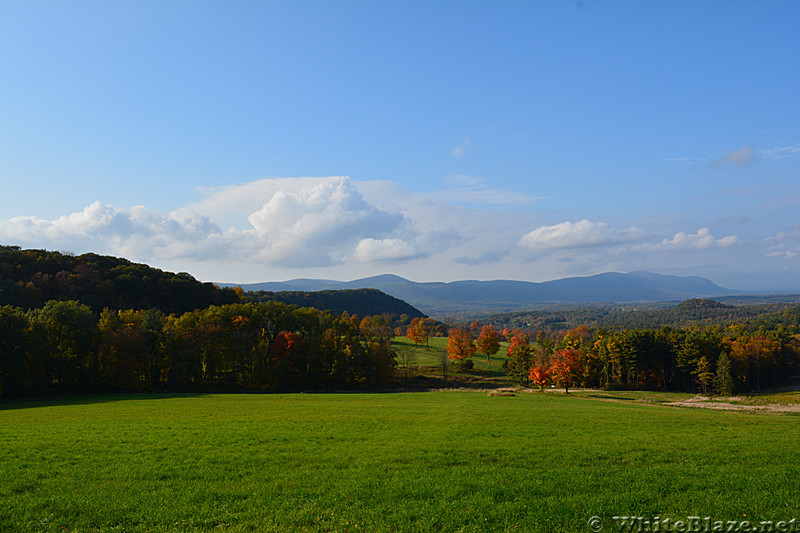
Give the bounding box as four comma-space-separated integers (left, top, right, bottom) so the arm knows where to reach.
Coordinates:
714, 351, 734, 397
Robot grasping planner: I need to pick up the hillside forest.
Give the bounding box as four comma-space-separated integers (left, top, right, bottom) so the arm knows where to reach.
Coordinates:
0, 246, 798, 398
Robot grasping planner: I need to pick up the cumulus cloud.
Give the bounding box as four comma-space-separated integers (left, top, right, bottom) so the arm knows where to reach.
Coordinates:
0, 201, 230, 261
193, 177, 342, 221
518, 219, 644, 251
244, 178, 405, 266
351, 238, 419, 263
660, 228, 740, 249
0, 178, 414, 268
5, 175, 782, 284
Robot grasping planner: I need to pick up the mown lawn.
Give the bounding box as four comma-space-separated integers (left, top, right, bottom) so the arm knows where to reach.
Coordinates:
1, 392, 798, 532
391, 336, 511, 378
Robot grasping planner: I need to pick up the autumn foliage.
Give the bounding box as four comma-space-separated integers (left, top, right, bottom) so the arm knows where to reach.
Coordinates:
476, 325, 501, 359
447, 328, 476, 360
548, 349, 583, 393
0, 300, 399, 397
528, 366, 550, 392
406, 317, 437, 347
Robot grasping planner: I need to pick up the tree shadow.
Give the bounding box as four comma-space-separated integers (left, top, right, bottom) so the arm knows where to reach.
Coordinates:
0, 392, 212, 411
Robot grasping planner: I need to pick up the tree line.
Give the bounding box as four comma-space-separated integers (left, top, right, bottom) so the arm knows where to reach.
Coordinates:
485, 298, 800, 333
0, 246, 240, 315
444, 319, 800, 395
0, 300, 399, 398
0, 246, 430, 328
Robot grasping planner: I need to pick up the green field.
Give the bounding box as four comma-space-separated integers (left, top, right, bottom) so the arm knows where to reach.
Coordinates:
391, 337, 513, 388
1, 392, 798, 533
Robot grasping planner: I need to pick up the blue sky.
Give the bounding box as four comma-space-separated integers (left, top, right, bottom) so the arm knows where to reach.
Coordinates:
1, 0, 799, 291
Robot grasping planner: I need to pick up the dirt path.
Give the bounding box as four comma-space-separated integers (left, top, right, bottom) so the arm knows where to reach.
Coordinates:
665, 395, 800, 413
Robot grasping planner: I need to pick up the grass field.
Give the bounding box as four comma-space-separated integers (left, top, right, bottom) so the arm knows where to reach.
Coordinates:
391, 336, 512, 388
1, 392, 798, 532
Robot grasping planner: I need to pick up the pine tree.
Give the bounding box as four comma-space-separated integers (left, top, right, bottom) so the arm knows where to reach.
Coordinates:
714, 351, 734, 397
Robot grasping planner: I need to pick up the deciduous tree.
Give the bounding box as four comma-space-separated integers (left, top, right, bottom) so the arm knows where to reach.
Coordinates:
549, 348, 583, 394
476, 325, 500, 361
406, 317, 429, 347
447, 328, 476, 361
528, 365, 550, 392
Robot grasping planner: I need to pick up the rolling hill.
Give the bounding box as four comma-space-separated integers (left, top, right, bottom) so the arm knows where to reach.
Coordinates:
0, 247, 428, 320
226, 271, 742, 315
247, 288, 426, 321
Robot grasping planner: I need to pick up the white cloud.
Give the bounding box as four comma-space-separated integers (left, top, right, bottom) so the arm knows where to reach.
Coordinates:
1, 176, 539, 280
243, 178, 405, 266
3, 176, 790, 286
518, 219, 644, 251
760, 144, 800, 161
0, 201, 230, 261
766, 249, 798, 259
0, 178, 420, 269
193, 177, 343, 222
660, 228, 740, 249
764, 224, 800, 245
351, 238, 419, 263
763, 224, 800, 260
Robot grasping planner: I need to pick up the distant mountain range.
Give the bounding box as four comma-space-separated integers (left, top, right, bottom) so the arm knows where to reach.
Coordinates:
223, 271, 743, 316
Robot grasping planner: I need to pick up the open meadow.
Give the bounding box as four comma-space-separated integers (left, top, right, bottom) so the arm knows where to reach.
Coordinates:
1, 391, 798, 532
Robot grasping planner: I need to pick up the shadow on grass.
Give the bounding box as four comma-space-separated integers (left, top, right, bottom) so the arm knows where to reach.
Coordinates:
584, 393, 638, 401
0, 392, 212, 411
402, 374, 515, 391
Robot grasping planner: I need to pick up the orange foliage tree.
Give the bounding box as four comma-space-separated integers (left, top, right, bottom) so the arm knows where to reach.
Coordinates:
406, 317, 433, 347
447, 328, 476, 360
528, 365, 550, 392
476, 325, 501, 360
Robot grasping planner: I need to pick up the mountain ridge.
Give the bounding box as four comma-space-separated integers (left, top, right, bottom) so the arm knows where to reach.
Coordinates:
221, 271, 742, 316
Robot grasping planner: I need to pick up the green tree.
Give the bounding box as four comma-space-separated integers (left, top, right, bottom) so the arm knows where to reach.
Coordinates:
505, 334, 532, 386
29, 300, 96, 392
714, 351, 734, 397
693, 355, 714, 394
0, 305, 29, 397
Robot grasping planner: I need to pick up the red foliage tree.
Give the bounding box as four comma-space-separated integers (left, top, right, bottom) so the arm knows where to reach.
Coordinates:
549, 348, 583, 393
528, 365, 550, 392
270, 331, 303, 361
